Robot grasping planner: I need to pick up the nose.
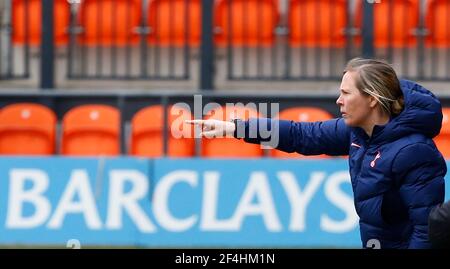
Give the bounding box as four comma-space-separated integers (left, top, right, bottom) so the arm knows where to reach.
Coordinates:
336, 95, 343, 106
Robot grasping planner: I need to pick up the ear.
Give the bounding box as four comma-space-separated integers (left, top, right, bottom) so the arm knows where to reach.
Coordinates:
368, 95, 378, 109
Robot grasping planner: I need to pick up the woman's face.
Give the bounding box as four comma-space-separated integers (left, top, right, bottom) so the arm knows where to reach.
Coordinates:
336, 71, 374, 127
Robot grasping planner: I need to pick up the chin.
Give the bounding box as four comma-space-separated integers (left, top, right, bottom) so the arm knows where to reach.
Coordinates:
343, 118, 356, 127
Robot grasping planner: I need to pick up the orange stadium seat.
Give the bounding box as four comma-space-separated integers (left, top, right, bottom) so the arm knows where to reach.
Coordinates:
435, 108, 450, 158
354, 0, 419, 47
0, 103, 56, 155
426, 0, 450, 47
62, 105, 120, 156
148, 0, 201, 46
271, 107, 333, 159
77, 0, 141, 45
214, 0, 279, 46
202, 105, 263, 158
130, 105, 195, 157
288, 0, 348, 47
12, 0, 70, 45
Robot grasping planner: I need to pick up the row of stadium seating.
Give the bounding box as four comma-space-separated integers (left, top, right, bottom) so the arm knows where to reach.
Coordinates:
12, 0, 450, 47
1, 103, 449, 158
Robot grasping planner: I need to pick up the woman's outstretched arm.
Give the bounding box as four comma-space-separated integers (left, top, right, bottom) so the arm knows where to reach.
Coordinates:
187, 117, 351, 156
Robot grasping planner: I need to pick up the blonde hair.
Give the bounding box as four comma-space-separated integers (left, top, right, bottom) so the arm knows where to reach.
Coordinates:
344, 58, 404, 116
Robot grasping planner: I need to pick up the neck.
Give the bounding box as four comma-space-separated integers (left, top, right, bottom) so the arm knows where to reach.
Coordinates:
361, 111, 390, 137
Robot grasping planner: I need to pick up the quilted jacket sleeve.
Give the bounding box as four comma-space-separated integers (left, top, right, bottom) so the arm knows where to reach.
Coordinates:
237, 117, 351, 156
392, 143, 446, 249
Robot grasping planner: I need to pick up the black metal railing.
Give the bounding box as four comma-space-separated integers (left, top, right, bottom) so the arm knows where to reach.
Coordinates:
360, 0, 450, 81
3, 0, 450, 86
0, 0, 30, 80
66, 0, 194, 80
221, 0, 450, 82
221, 0, 359, 80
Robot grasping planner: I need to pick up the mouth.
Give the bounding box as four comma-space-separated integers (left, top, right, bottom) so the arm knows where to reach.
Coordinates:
341, 112, 347, 117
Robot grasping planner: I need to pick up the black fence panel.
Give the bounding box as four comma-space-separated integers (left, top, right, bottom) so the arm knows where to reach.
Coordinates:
362, 0, 450, 81
4, 0, 450, 85
0, 0, 30, 80
67, 0, 194, 80
220, 0, 360, 81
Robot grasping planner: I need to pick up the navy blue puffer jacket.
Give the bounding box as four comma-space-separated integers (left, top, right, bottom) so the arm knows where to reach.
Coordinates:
240, 80, 446, 249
